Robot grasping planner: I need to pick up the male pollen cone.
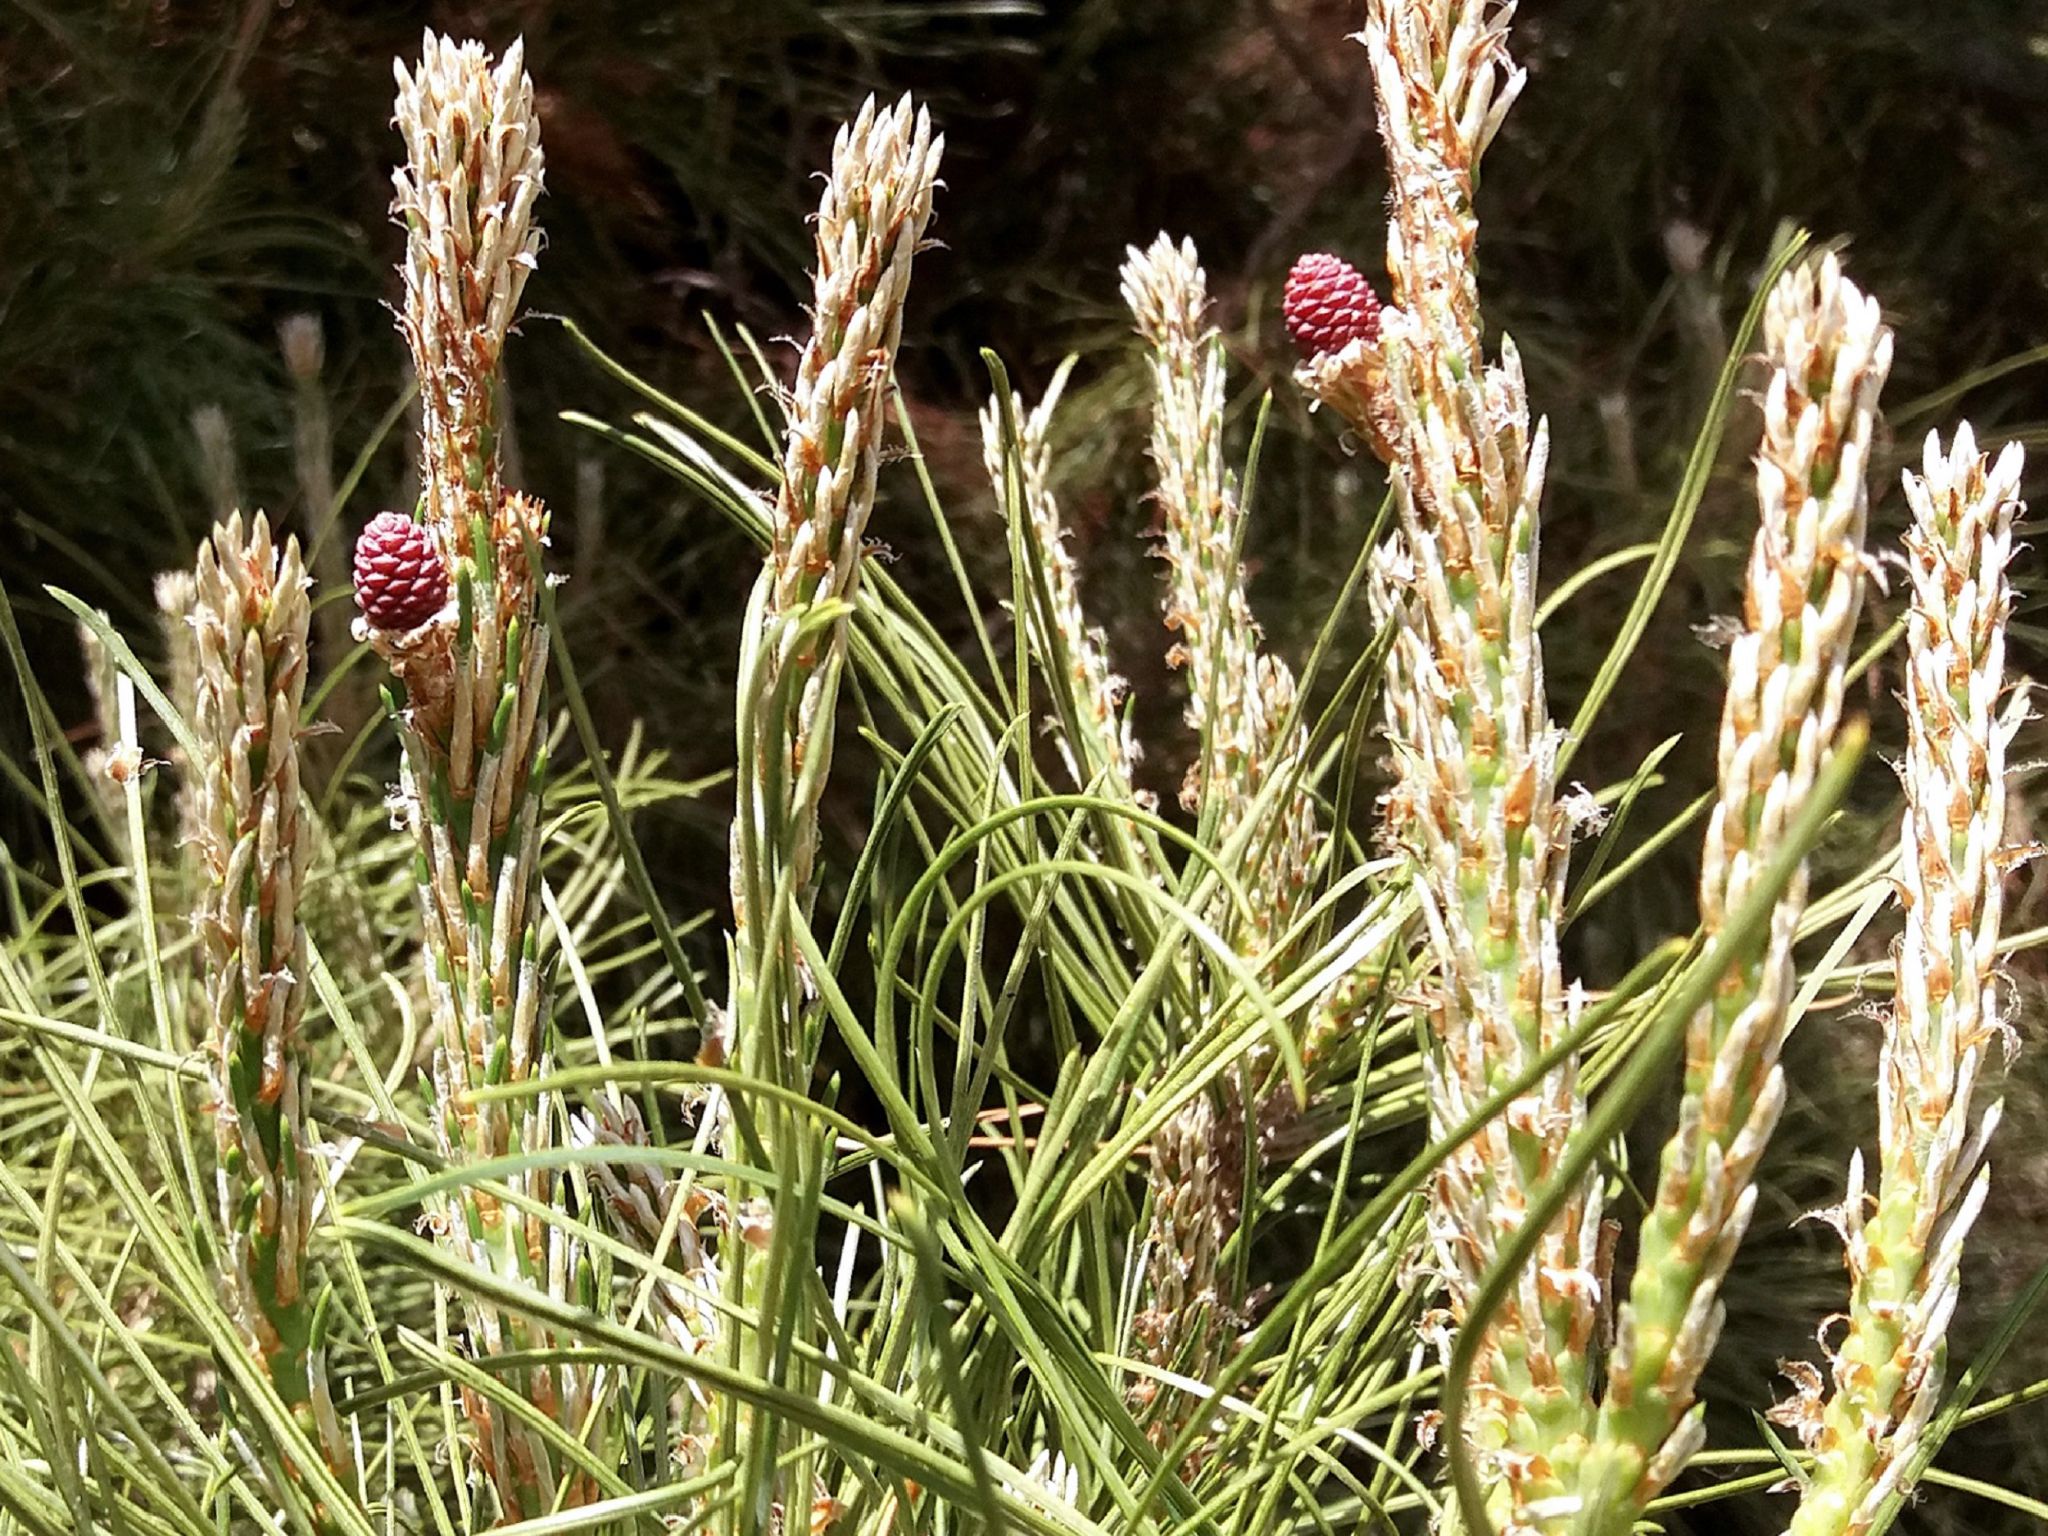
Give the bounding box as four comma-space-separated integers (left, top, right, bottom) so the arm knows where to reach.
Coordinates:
1284, 252, 1382, 360
353, 511, 448, 631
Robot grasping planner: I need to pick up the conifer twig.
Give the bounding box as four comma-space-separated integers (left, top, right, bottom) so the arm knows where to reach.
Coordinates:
730, 94, 943, 961
1776, 427, 2025, 1536
979, 371, 1141, 797
716, 92, 941, 1529
1341, 6, 1601, 1526
1121, 232, 1322, 1452
1581, 253, 1892, 1532
358, 34, 585, 1521
191, 510, 342, 1466
1124, 233, 1319, 949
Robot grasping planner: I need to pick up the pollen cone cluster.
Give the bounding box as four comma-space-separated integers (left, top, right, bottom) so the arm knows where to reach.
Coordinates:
573, 1097, 725, 1471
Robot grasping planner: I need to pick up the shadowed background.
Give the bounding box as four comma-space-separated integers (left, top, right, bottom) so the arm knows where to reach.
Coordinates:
3, 0, 2046, 1527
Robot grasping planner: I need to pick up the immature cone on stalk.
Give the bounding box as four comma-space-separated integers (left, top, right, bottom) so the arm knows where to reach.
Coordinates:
1774, 428, 2026, 1536
366, 33, 589, 1522
1283, 251, 1383, 361
1577, 253, 1893, 1533
1349, 4, 1602, 1527
190, 510, 342, 1463
352, 510, 449, 631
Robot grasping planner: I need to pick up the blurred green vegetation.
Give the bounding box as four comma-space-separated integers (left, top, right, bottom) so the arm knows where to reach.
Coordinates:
3, 0, 2046, 1527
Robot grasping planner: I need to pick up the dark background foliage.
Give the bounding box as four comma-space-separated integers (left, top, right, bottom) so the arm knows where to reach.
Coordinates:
3, 0, 2046, 1527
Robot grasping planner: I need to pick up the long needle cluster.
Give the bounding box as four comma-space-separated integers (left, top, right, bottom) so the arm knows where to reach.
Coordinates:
1581, 254, 1892, 1531
190, 511, 340, 1461
1776, 428, 2025, 1536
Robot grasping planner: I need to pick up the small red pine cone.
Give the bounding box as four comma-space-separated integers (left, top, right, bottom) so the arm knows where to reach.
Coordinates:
1283, 252, 1382, 360
353, 512, 448, 631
